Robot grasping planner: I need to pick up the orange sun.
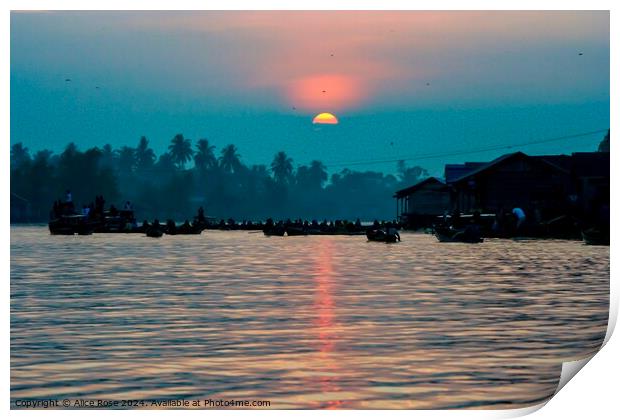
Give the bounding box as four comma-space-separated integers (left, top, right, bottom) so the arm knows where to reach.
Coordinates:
312, 112, 339, 125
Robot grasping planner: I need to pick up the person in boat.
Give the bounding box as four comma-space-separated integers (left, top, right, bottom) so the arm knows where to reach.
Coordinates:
463, 212, 482, 242
196, 206, 206, 223
450, 209, 461, 229
387, 226, 401, 242
64, 190, 75, 214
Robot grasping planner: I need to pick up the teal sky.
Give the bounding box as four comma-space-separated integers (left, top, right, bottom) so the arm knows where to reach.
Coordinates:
10, 11, 609, 176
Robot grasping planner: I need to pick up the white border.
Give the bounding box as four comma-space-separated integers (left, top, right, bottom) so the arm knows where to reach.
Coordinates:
3, 1, 617, 420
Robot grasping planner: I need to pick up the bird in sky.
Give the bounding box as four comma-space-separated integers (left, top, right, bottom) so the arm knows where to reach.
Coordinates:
578, 52, 584, 56
65, 78, 71, 82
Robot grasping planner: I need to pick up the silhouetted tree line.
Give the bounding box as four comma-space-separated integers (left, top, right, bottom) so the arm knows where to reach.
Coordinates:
10, 135, 429, 223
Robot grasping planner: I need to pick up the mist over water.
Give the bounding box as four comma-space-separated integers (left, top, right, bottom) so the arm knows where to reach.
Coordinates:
11, 227, 608, 409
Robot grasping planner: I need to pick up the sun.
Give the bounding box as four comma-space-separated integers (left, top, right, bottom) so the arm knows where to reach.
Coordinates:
312, 112, 339, 125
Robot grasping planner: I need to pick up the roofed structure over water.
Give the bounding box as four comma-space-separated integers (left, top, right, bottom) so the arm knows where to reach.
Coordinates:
394, 150, 609, 229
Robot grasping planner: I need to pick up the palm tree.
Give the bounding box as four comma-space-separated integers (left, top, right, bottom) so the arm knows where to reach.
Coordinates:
168, 134, 194, 169
101, 144, 115, 169
194, 138, 217, 172
10, 143, 31, 168
296, 160, 327, 190
309, 160, 328, 188
116, 146, 136, 174
135, 136, 156, 172
219, 144, 241, 174
271, 151, 294, 185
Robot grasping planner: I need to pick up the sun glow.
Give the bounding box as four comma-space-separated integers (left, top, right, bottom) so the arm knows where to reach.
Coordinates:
312, 112, 339, 125
288, 74, 362, 112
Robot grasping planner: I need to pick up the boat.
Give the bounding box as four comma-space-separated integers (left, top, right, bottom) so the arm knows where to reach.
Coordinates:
434, 226, 483, 243
94, 209, 137, 233
49, 214, 96, 235
366, 229, 400, 243
146, 220, 165, 238
146, 227, 164, 238
263, 226, 286, 236
581, 228, 609, 245
177, 224, 206, 235
285, 226, 308, 236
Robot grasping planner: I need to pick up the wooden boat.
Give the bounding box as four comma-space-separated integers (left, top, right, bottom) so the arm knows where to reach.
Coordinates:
146, 221, 165, 237
285, 226, 308, 236
263, 226, 286, 236
146, 227, 164, 238
366, 229, 400, 243
581, 228, 609, 245
434, 226, 483, 243
49, 215, 96, 235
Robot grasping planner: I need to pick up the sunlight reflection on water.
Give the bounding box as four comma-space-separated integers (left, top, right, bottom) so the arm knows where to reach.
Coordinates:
10, 226, 609, 409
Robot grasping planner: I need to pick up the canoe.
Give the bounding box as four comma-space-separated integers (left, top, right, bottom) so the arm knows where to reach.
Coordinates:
146, 227, 164, 238
581, 228, 609, 246
263, 226, 286, 236
434, 226, 483, 243
366, 229, 400, 243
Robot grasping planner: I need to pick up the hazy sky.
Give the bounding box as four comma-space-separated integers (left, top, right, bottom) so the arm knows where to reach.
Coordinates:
11, 11, 610, 176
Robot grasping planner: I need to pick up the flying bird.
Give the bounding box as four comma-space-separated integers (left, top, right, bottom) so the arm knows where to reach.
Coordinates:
65, 78, 71, 82
426, 82, 431, 86
322, 90, 326, 93
578, 52, 584, 56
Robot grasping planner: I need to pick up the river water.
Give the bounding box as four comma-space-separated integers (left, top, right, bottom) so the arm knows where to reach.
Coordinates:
10, 226, 609, 409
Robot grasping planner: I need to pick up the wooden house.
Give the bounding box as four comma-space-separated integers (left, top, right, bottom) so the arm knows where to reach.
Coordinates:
394, 177, 451, 228
450, 152, 571, 219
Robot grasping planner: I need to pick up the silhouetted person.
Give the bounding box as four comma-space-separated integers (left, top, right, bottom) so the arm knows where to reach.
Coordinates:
512, 207, 526, 234
451, 209, 461, 229
197, 206, 206, 223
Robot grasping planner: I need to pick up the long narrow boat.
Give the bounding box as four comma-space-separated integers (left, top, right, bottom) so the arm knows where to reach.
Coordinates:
581, 228, 609, 245
366, 229, 400, 243
434, 226, 483, 243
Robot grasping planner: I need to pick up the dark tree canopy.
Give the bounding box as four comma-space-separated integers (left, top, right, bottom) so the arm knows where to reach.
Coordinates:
10, 137, 425, 223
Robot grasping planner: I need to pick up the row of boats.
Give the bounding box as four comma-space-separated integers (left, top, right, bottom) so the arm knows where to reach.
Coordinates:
48, 208, 606, 245
48, 211, 207, 237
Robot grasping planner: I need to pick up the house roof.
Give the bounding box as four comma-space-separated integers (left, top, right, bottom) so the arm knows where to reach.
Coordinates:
450, 151, 569, 184
570, 152, 610, 178
444, 162, 486, 183
394, 177, 447, 198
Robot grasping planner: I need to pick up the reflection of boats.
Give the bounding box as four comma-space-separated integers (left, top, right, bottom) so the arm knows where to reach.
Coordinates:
581, 228, 609, 246
434, 226, 483, 243
366, 229, 400, 243
48, 215, 96, 235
